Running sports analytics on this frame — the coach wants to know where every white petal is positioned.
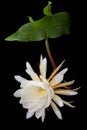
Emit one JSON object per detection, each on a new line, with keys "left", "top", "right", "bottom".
{"left": 20, "top": 81, "right": 30, "bottom": 88}
{"left": 41, "top": 110, "right": 45, "bottom": 122}
{"left": 58, "top": 68, "right": 68, "bottom": 75}
{"left": 21, "top": 100, "right": 38, "bottom": 109}
{"left": 40, "top": 55, "right": 47, "bottom": 78}
{"left": 20, "top": 80, "right": 46, "bottom": 89}
{"left": 50, "top": 75, "right": 63, "bottom": 86}
{"left": 26, "top": 62, "right": 40, "bottom": 80}
{"left": 13, "top": 89, "right": 22, "bottom": 97}
{"left": 50, "top": 68, "right": 68, "bottom": 86}
{"left": 44, "top": 87, "right": 54, "bottom": 108}
{"left": 35, "top": 107, "right": 45, "bottom": 119}
{"left": 40, "top": 55, "right": 43, "bottom": 66}
{"left": 29, "top": 97, "right": 45, "bottom": 113}
{"left": 14, "top": 75, "right": 28, "bottom": 83}
{"left": 52, "top": 95, "right": 64, "bottom": 107}
{"left": 51, "top": 101, "right": 62, "bottom": 120}
{"left": 55, "top": 89, "right": 78, "bottom": 95}
{"left": 26, "top": 110, "right": 34, "bottom": 119}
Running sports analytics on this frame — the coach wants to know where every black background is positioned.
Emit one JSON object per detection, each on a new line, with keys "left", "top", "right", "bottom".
{"left": 0, "top": 0, "right": 86, "bottom": 129}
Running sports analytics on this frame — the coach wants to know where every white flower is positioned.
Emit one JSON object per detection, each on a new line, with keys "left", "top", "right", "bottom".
{"left": 14, "top": 55, "right": 78, "bottom": 122}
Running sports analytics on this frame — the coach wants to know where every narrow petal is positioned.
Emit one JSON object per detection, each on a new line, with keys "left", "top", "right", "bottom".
{"left": 35, "top": 107, "right": 45, "bottom": 119}
{"left": 39, "top": 55, "right": 47, "bottom": 78}
{"left": 52, "top": 95, "right": 64, "bottom": 107}
{"left": 41, "top": 110, "right": 45, "bottom": 122}
{"left": 44, "top": 87, "right": 54, "bottom": 108}
{"left": 51, "top": 101, "right": 62, "bottom": 120}
{"left": 50, "top": 74, "right": 64, "bottom": 86}
{"left": 26, "top": 62, "right": 40, "bottom": 80}
{"left": 26, "top": 110, "right": 34, "bottom": 119}
{"left": 13, "top": 89, "right": 22, "bottom": 97}
{"left": 14, "top": 75, "right": 28, "bottom": 83}
{"left": 55, "top": 89, "right": 78, "bottom": 95}
{"left": 48, "top": 60, "right": 65, "bottom": 81}
{"left": 58, "top": 68, "right": 68, "bottom": 75}
{"left": 63, "top": 100, "right": 75, "bottom": 108}
{"left": 50, "top": 68, "right": 68, "bottom": 86}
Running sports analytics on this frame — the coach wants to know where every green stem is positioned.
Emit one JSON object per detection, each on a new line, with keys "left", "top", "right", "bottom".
{"left": 45, "top": 39, "right": 56, "bottom": 70}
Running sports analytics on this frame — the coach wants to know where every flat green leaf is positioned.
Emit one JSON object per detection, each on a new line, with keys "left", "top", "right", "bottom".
{"left": 5, "top": 2, "right": 70, "bottom": 42}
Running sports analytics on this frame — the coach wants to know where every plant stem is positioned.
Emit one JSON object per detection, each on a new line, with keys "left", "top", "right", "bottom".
{"left": 45, "top": 39, "right": 56, "bottom": 70}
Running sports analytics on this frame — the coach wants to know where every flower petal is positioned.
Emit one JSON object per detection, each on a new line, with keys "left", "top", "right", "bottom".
{"left": 29, "top": 97, "right": 45, "bottom": 113}
{"left": 58, "top": 68, "right": 68, "bottom": 75}
{"left": 41, "top": 110, "right": 45, "bottom": 122}
{"left": 26, "top": 110, "right": 34, "bottom": 119}
{"left": 13, "top": 89, "right": 22, "bottom": 97}
{"left": 35, "top": 107, "right": 45, "bottom": 119}
{"left": 52, "top": 95, "right": 64, "bottom": 107}
{"left": 21, "top": 100, "right": 38, "bottom": 109}
{"left": 26, "top": 62, "right": 40, "bottom": 80}
{"left": 14, "top": 75, "right": 28, "bottom": 83}
{"left": 50, "top": 68, "right": 68, "bottom": 86}
{"left": 39, "top": 55, "right": 47, "bottom": 78}
{"left": 20, "top": 80, "right": 47, "bottom": 89}
{"left": 51, "top": 101, "right": 62, "bottom": 120}
{"left": 44, "top": 87, "right": 54, "bottom": 108}
{"left": 55, "top": 89, "right": 78, "bottom": 95}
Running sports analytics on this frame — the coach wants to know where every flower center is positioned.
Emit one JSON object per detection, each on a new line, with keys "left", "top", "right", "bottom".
{"left": 36, "top": 88, "right": 47, "bottom": 96}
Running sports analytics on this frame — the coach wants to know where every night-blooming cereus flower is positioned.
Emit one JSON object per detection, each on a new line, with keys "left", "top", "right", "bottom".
{"left": 14, "top": 55, "right": 78, "bottom": 122}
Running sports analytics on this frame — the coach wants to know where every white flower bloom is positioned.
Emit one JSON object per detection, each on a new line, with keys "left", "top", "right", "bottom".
{"left": 14, "top": 55, "right": 78, "bottom": 122}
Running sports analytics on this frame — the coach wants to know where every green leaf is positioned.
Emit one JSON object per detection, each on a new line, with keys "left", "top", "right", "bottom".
{"left": 43, "top": 1, "right": 52, "bottom": 16}
{"left": 5, "top": 2, "right": 70, "bottom": 42}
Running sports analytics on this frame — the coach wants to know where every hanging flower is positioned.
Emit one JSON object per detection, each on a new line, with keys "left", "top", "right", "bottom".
{"left": 14, "top": 55, "right": 78, "bottom": 122}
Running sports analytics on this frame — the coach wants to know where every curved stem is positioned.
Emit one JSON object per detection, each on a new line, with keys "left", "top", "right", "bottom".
{"left": 45, "top": 39, "right": 56, "bottom": 70}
